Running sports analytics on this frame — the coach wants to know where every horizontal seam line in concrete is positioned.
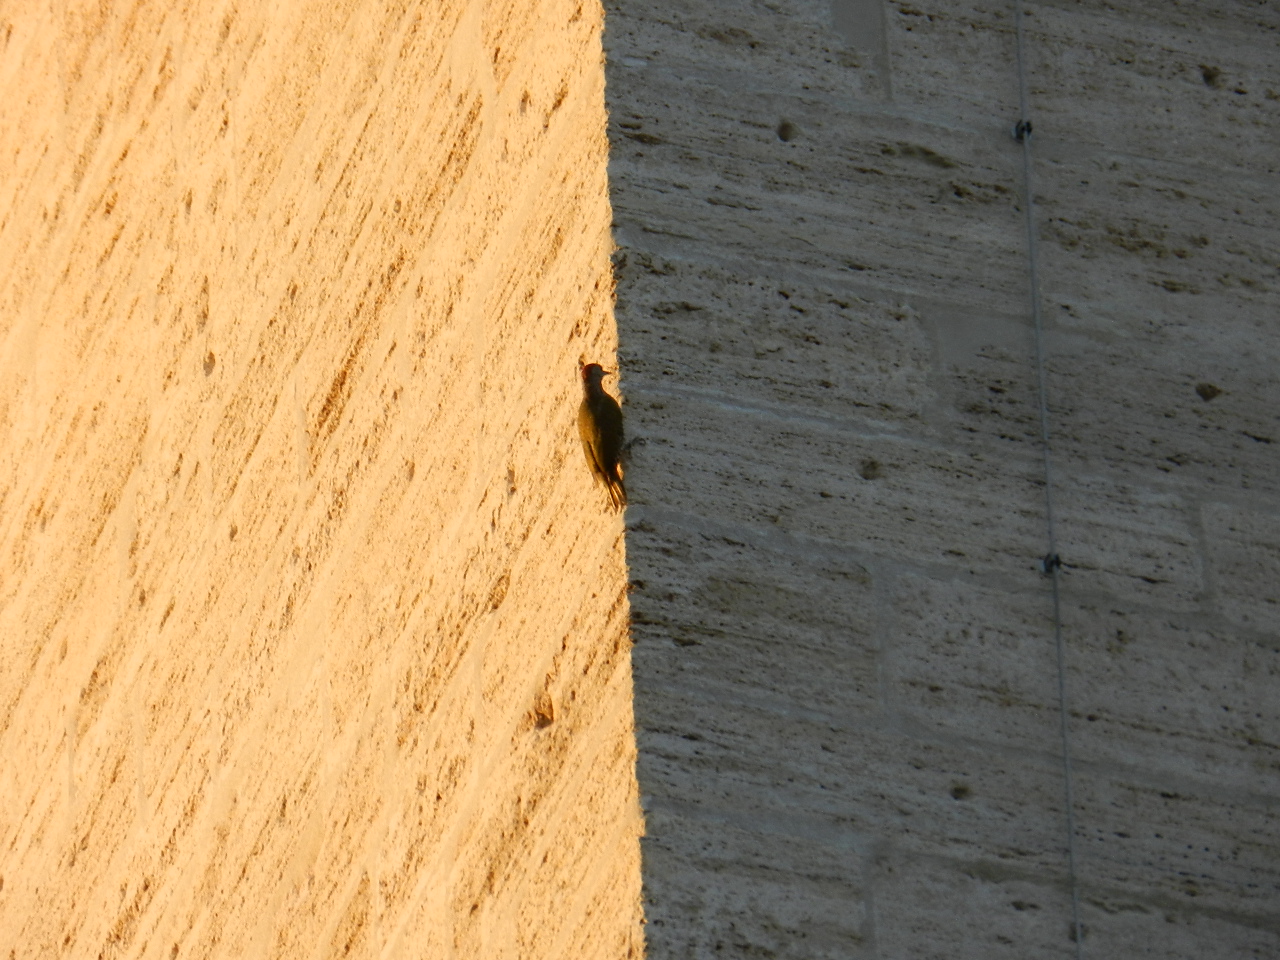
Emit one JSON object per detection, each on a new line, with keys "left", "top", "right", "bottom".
{"left": 626, "top": 505, "right": 1273, "bottom": 635}
{"left": 625, "top": 382, "right": 959, "bottom": 447}
{"left": 625, "top": 504, "right": 1044, "bottom": 582}
{"left": 609, "top": 224, "right": 1070, "bottom": 316}
{"left": 632, "top": 674, "right": 1280, "bottom": 812}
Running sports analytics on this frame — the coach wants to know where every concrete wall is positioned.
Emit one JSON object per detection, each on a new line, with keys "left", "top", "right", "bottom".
{"left": 604, "top": 0, "right": 1280, "bottom": 956}
{"left": 0, "top": 1, "right": 642, "bottom": 957}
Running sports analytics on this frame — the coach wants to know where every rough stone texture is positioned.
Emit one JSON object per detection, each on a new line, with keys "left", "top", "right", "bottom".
{"left": 603, "top": 0, "right": 1279, "bottom": 956}
{"left": 0, "top": 1, "right": 642, "bottom": 957}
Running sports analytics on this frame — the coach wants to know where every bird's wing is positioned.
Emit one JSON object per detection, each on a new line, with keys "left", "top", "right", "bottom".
{"left": 578, "top": 401, "right": 607, "bottom": 481}
{"left": 595, "top": 396, "right": 625, "bottom": 468}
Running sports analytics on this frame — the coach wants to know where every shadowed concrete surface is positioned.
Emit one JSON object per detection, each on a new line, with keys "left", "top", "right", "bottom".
{"left": 0, "top": 1, "right": 643, "bottom": 956}
{"left": 604, "top": 0, "right": 1279, "bottom": 956}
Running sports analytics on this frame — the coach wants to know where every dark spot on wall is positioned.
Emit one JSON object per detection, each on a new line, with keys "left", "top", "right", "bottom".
{"left": 1195, "top": 382, "right": 1222, "bottom": 401}
{"left": 488, "top": 572, "right": 510, "bottom": 611}
{"left": 653, "top": 301, "right": 703, "bottom": 314}
{"left": 534, "top": 692, "right": 555, "bottom": 728}
{"left": 197, "top": 275, "right": 209, "bottom": 328}
{"left": 1200, "top": 65, "right": 1223, "bottom": 88}
{"left": 886, "top": 142, "right": 958, "bottom": 168}
{"left": 697, "top": 26, "right": 760, "bottom": 48}
{"left": 777, "top": 120, "right": 798, "bottom": 142}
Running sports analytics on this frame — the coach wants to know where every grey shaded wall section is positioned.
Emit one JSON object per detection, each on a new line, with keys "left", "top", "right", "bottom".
{"left": 602, "top": 0, "right": 1280, "bottom": 957}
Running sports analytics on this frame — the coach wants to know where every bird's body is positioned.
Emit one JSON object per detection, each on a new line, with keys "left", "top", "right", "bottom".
{"left": 578, "top": 363, "right": 627, "bottom": 510}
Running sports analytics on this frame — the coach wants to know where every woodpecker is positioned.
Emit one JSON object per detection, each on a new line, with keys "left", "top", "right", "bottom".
{"left": 578, "top": 362, "right": 627, "bottom": 510}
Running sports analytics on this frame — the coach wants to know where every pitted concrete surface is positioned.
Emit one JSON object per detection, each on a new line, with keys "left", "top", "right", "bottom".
{"left": 604, "top": 0, "right": 1280, "bottom": 956}
{"left": 0, "top": 2, "right": 642, "bottom": 956}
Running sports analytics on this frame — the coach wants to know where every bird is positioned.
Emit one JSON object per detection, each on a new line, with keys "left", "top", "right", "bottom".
{"left": 578, "top": 362, "right": 627, "bottom": 510}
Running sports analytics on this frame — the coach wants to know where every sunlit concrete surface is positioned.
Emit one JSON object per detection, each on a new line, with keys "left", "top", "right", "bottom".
{"left": 0, "top": 2, "right": 642, "bottom": 956}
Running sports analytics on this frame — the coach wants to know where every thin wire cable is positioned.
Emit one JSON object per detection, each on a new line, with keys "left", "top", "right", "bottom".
{"left": 1013, "top": 2, "right": 1085, "bottom": 954}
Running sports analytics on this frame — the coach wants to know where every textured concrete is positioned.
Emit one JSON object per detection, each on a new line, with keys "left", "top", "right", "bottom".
{"left": 0, "top": 1, "right": 642, "bottom": 957}
{"left": 603, "top": 0, "right": 1280, "bottom": 956}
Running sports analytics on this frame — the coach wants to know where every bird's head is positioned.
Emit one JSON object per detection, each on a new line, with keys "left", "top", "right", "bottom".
{"left": 580, "top": 362, "right": 608, "bottom": 386}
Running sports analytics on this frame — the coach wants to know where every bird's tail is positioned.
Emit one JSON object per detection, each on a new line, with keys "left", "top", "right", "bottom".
{"left": 606, "top": 474, "right": 627, "bottom": 511}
